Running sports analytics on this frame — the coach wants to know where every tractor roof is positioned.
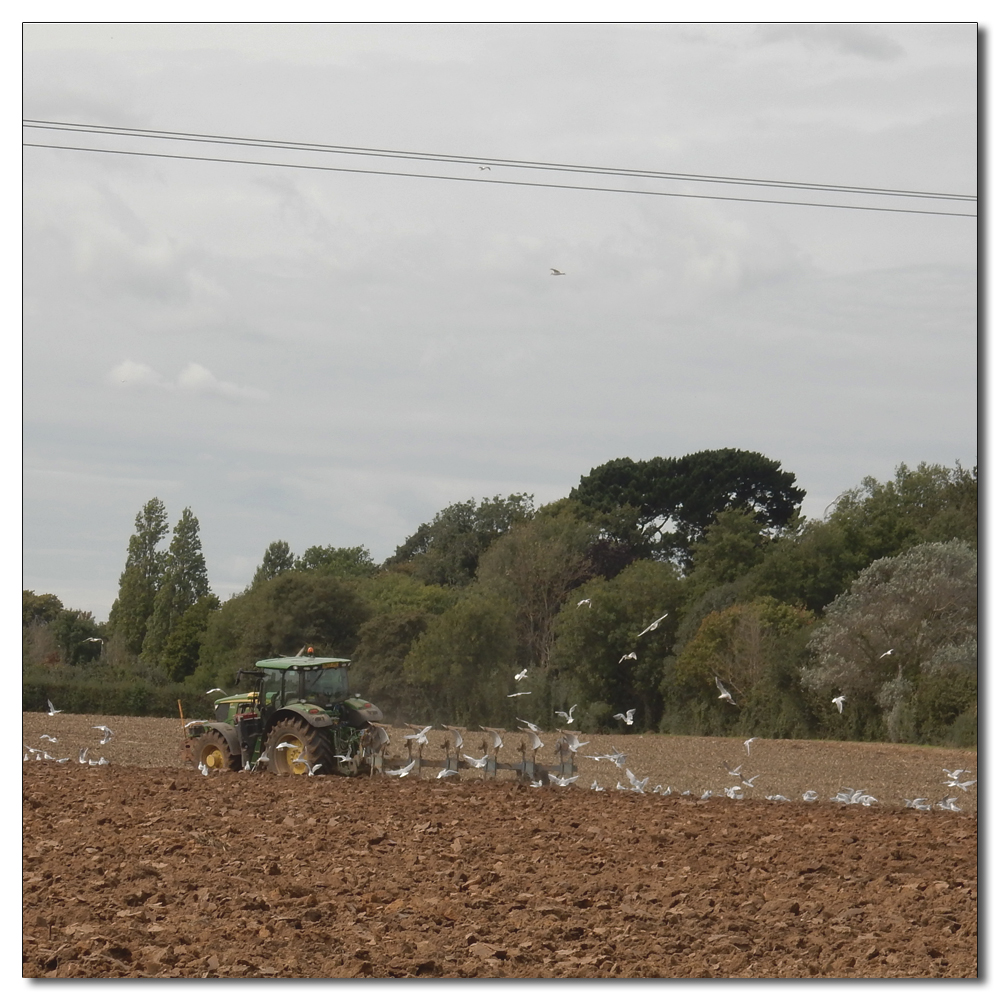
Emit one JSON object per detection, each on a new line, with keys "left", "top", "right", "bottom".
{"left": 254, "top": 656, "right": 351, "bottom": 670}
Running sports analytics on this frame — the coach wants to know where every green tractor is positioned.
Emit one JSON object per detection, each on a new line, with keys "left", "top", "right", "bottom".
{"left": 186, "top": 653, "right": 384, "bottom": 776}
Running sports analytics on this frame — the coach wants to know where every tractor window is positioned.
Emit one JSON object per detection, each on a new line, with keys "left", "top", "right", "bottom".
{"left": 302, "top": 666, "right": 350, "bottom": 704}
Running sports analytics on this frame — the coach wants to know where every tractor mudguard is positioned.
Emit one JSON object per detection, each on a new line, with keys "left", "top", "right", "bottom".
{"left": 342, "top": 697, "right": 384, "bottom": 727}
{"left": 278, "top": 704, "right": 335, "bottom": 728}
{"left": 205, "top": 723, "right": 241, "bottom": 758}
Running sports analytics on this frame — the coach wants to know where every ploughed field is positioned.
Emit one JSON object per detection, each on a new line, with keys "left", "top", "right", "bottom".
{"left": 23, "top": 713, "right": 977, "bottom": 979}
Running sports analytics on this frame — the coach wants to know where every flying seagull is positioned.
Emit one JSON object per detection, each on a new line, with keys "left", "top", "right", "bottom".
{"left": 463, "top": 753, "right": 489, "bottom": 769}
{"left": 550, "top": 268, "right": 566, "bottom": 276}
{"left": 46, "top": 699, "right": 62, "bottom": 717}
{"left": 722, "top": 761, "right": 743, "bottom": 777}
{"left": 942, "top": 768, "right": 970, "bottom": 782}
{"left": 39, "top": 735, "right": 57, "bottom": 743}
{"left": 637, "top": 612, "right": 669, "bottom": 638}
{"left": 403, "top": 725, "right": 433, "bottom": 745}
{"left": 554, "top": 705, "right": 577, "bottom": 725}
{"left": 437, "top": 768, "right": 459, "bottom": 779}
{"left": 507, "top": 691, "right": 532, "bottom": 698}
{"left": 743, "top": 737, "right": 758, "bottom": 755}
{"left": 550, "top": 774, "right": 579, "bottom": 787}
{"left": 715, "top": 677, "right": 736, "bottom": 706}
{"left": 560, "top": 732, "right": 590, "bottom": 753}
{"left": 619, "top": 652, "right": 637, "bottom": 664}
{"left": 577, "top": 598, "right": 592, "bottom": 607}
{"left": 878, "top": 649, "right": 895, "bottom": 659}
{"left": 78, "top": 748, "right": 89, "bottom": 764}
{"left": 93, "top": 726, "right": 114, "bottom": 745}
{"left": 478, "top": 165, "right": 491, "bottom": 171}
{"left": 517, "top": 718, "right": 542, "bottom": 734}
{"left": 612, "top": 709, "right": 636, "bottom": 726}
{"left": 206, "top": 688, "right": 226, "bottom": 696}
{"left": 937, "top": 796, "right": 962, "bottom": 812}
{"left": 514, "top": 668, "right": 528, "bottom": 681}
{"left": 385, "top": 759, "right": 417, "bottom": 777}
{"left": 832, "top": 695, "right": 846, "bottom": 714}
{"left": 741, "top": 774, "right": 760, "bottom": 788}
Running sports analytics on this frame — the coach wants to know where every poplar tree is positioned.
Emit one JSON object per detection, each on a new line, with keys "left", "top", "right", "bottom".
{"left": 107, "top": 498, "right": 170, "bottom": 655}
{"left": 142, "top": 507, "right": 212, "bottom": 667}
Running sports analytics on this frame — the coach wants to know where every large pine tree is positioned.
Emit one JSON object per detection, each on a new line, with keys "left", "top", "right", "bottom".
{"left": 142, "top": 507, "right": 212, "bottom": 667}
{"left": 107, "top": 498, "right": 170, "bottom": 655}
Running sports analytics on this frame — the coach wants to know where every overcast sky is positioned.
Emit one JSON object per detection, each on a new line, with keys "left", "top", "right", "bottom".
{"left": 22, "top": 21, "right": 977, "bottom": 622}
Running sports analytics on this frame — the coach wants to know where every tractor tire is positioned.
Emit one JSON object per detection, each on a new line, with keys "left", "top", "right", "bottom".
{"left": 265, "top": 717, "right": 333, "bottom": 777}
{"left": 191, "top": 731, "right": 240, "bottom": 772}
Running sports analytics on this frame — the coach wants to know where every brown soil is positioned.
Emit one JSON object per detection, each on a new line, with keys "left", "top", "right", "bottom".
{"left": 22, "top": 713, "right": 977, "bottom": 979}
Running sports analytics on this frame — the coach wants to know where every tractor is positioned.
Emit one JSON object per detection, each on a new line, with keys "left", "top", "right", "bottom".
{"left": 186, "top": 653, "right": 384, "bottom": 776}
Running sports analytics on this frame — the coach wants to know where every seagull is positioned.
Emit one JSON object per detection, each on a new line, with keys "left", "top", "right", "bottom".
{"left": 554, "top": 705, "right": 577, "bottom": 725}
{"left": 51, "top": 757, "right": 70, "bottom": 764}
{"left": 436, "top": 768, "right": 459, "bottom": 779}
{"left": 517, "top": 718, "right": 542, "bottom": 734}
{"left": 206, "top": 688, "right": 226, "bottom": 695}
{"left": 403, "top": 725, "right": 433, "bottom": 745}
{"left": 832, "top": 695, "right": 846, "bottom": 714}
{"left": 624, "top": 769, "right": 648, "bottom": 793}
{"left": 275, "top": 741, "right": 299, "bottom": 751}
{"left": 530, "top": 778, "right": 545, "bottom": 788}
{"left": 942, "top": 768, "right": 970, "bottom": 781}
{"left": 802, "top": 790, "right": 818, "bottom": 802}
{"left": 715, "top": 677, "right": 736, "bottom": 706}
{"left": 446, "top": 727, "right": 465, "bottom": 749}
{"left": 507, "top": 691, "right": 532, "bottom": 698}
{"left": 722, "top": 761, "right": 743, "bottom": 777}
{"left": 766, "top": 794, "right": 791, "bottom": 803}
{"left": 619, "top": 652, "right": 637, "bottom": 664}
{"left": 954, "top": 779, "right": 978, "bottom": 792}
{"left": 46, "top": 699, "right": 62, "bottom": 717}
{"left": 385, "top": 759, "right": 417, "bottom": 777}
{"left": 591, "top": 779, "right": 605, "bottom": 792}
{"left": 333, "top": 754, "right": 354, "bottom": 764}
{"left": 612, "top": 709, "right": 636, "bottom": 726}
{"left": 577, "top": 598, "right": 591, "bottom": 607}
{"left": 742, "top": 774, "right": 760, "bottom": 788}
{"left": 550, "top": 774, "right": 579, "bottom": 786}
{"left": 724, "top": 785, "right": 744, "bottom": 800}
{"left": 700, "top": 790, "right": 713, "bottom": 800}
{"left": 93, "top": 726, "right": 114, "bottom": 745}
{"left": 481, "top": 727, "right": 504, "bottom": 750}
{"left": 463, "top": 754, "right": 489, "bottom": 769}
{"left": 637, "top": 612, "right": 669, "bottom": 638}
{"left": 878, "top": 649, "right": 895, "bottom": 659}
{"left": 78, "top": 748, "right": 89, "bottom": 764}
{"left": 904, "top": 797, "right": 932, "bottom": 811}
{"left": 39, "top": 735, "right": 57, "bottom": 743}
{"left": 561, "top": 732, "right": 590, "bottom": 753}
{"left": 937, "top": 796, "right": 962, "bottom": 812}
{"left": 184, "top": 720, "right": 210, "bottom": 729}
{"left": 303, "top": 762, "right": 323, "bottom": 776}
{"left": 550, "top": 268, "right": 566, "bottom": 276}
{"left": 478, "top": 165, "right": 491, "bottom": 171}
{"left": 198, "top": 762, "right": 210, "bottom": 776}
{"left": 514, "top": 668, "right": 529, "bottom": 681}
{"left": 606, "top": 747, "right": 628, "bottom": 769}
{"left": 743, "top": 737, "right": 758, "bottom": 755}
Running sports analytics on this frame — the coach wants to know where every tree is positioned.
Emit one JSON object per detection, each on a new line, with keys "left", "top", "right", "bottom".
{"left": 23, "top": 591, "right": 64, "bottom": 627}
{"left": 107, "top": 498, "right": 170, "bottom": 654}
{"left": 160, "top": 594, "right": 221, "bottom": 682}
{"left": 142, "top": 507, "right": 211, "bottom": 667}
{"left": 684, "top": 509, "right": 773, "bottom": 602}
{"left": 294, "top": 544, "right": 377, "bottom": 578}
{"left": 803, "top": 541, "right": 977, "bottom": 743}
{"left": 50, "top": 609, "right": 104, "bottom": 665}
{"left": 385, "top": 493, "right": 535, "bottom": 586}
{"left": 251, "top": 540, "right": 295, "bottom": 587}
{"left": 571, "top": 449, "right": 804, "bottom": 564}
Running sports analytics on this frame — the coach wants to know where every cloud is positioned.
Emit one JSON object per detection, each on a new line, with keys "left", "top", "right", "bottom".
{"left": 108, "top": 361, "right": 267, "bottom": 401}
{"left": 756, "top": 24, "right": 905, "bottom": 61}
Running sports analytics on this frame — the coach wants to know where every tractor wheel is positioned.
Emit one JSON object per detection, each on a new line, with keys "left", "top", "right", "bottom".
{"left": 191, "top": 731, "right": 240, "bottom": 772}
{"left": 265, "top": 717, "right": 333, "bottom": 777}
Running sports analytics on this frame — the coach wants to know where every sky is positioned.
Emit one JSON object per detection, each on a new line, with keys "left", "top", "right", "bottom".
{"left": 21, "top": 20, "right": 978, "bottom": 623}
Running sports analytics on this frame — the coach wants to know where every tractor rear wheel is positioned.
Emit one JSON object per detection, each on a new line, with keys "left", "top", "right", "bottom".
{"left": 192, "top": 731, "right": 240, "bottom": 772}
{"left": 265, "top": 717, "right": 333, "bottom": 777}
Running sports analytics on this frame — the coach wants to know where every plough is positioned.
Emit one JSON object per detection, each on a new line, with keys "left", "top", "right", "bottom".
{"left": 361, "top": 724, "right": 581, "bottom": 786}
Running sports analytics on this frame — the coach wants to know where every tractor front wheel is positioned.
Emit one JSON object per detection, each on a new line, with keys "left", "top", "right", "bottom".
{"left": 265, "top": 717, "right": 333, "bottom": 777}
{"left": 192, "top": 731, "right": 240, "bottom": 772}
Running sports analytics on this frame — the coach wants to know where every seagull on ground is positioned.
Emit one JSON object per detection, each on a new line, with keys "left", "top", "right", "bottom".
{"left": 700, "top": 790, "right": 714, "bottom": 800}
{"left": 385, "top": 759, "right": 417, "bottom": 777}
{"left": 507, "top": 691, "right": 532, "bottom": 698}
{"left": 517, "top": 718, "right": 542, "bottom": 733}
{"left": 612, "top": 709, "right": 636, "bottom": 726}
{"left": 715, "top": 677, "right": 736, "bottom": 706}
{"left": 637, "top": 612, "right": 669, "bottom": 638}
{"left": 802, "top": 790, "right": 818, "bottom": 802}
{"left": 206, "top": 688, "right": 226, "bottom": 696}
{"left": 766, "top": 794, "right": 791, "bottom": 802}
{"left": 39, "top": 735, "right": 58, "bottom": 743}
{"left": 878, "top": 649, "right": 895, "bottom": 659}
{"left": 198, "top": 762, "right": 210, "bottom": 776}
{"left": 832, "top": 695, "right": 846, "bottom": 714}
{"left": 577, "top": 598, "right": 591, "bottom": 607}
{"left": 93, "top": 726, "right": 114, "bottom": 745}
{"left": 554, "top": 705, "right": 577, "bottom": 725}
{"left": 437, "top": 768, "right": 459, "bottom": 779}
{"left": 550, "top": 268, "right": 566, "bottom": 276}
{"left": 78, "top": 748, "right": 89, "bottom": 764}
{"left": 51, "top": 756, "right": 70, "bottom": 764}
{"left": 46, "top": 699, "right": 62, "bottom": 717}
{"left": 463, "top": 753, "right": 489, "bottom": 769}
{"left": 724, "top": 785, "right": 744, "bottom": 800}
{"left": 904, "top": 797, "right": 932, "bottom": 811}
{"left": 514, "top": 668, "right": 529, "bottom": 681}
{"left": 619, "top": 652, "right": 637, "bottom": 664}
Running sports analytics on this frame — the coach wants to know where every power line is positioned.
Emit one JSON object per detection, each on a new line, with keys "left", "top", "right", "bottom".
{"left": 23, "top": 141, "right": 977, "bottom": 219}
{"left": 24, "top": 118, "right": 976, "bottom": 203}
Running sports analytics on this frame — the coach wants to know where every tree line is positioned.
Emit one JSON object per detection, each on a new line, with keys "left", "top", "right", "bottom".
{"left": 23, "top": 448, "right": 977, "bottom": 746}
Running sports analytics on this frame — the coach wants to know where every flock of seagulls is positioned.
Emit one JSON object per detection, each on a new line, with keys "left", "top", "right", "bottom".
{"left": 23, "top": 702, "right": 113, "bottom": 766}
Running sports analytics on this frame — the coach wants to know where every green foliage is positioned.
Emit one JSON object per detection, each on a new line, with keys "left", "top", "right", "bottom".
{"left": 142, "top": 507, "right": 212, "bottom": 668}
{"left": 294, "top": 544, "right": 377, "bottom": 578}
{"left": 804, "top": 540, "right": 977, "bottom": 743}
{"left": 549, "top": 559, "right": 686, "bottom": 728}
{"left": 50, "top": 609, "right": 104, "bottom": 666}
{"left": 23, "top": 590, "right": 64, "bottom": 626}
{"left": 684, "top": 510, "right": 773, "bottom": 603}
{"left": 160, "top": 594, "right": 221, "bottom": 682}
{"left": 571, "top": 449, "right": 804, "bottom": 564}
{"left": 385, "top": 493, "right": 535, "bottom": 586}
{"left": 251, "top": 540, "right": 295, "bottom": 587}
{"left": 107, "top": 497, "right": 170, "bottom": 654}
